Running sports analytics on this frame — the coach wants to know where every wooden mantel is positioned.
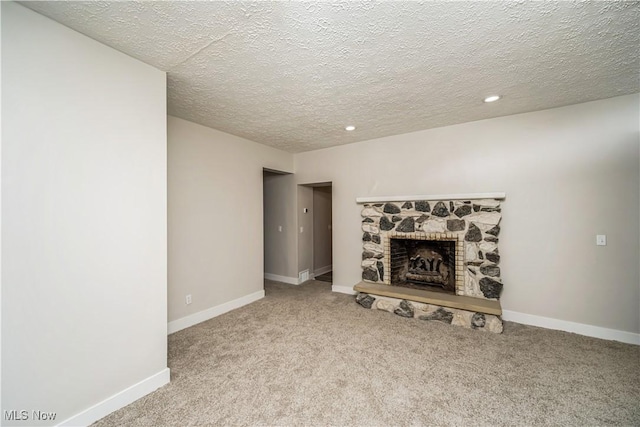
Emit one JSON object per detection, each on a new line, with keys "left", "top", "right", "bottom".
{"left": 355, "top": 192, "right": 506, "bottom": 204}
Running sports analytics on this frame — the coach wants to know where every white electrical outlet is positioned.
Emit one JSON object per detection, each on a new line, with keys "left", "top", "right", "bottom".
{"left": 185, "top": 294, "right": 192, "bottom": 305}
{"left": 300, "top": 226, "right": 304, "bottom": 233}
{"left": 596, "top": 235, "right": 607, "bottom": 246}
{"left": 278, "top": 225, "right": 283, "bottom": 232}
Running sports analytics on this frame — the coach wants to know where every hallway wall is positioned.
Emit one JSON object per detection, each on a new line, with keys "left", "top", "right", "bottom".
{"left": 313, "top": 186, "right": 333, "bottom": 275}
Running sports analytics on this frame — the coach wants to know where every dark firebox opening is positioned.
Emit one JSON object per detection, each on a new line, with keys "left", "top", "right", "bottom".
{"left": 390, "top": 238, "right": 456, "bottom": 294}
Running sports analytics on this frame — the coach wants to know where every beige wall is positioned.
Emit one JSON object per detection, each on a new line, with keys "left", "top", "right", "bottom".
{"left": 168, "top": 116, "right": 293, "bottom": 322}
{"left": 313, "top": 186, "right": 333, "bottom": 274}
{"left": 263, "top": 172, "right": 298, "bottom": 278}
{"left": 295, "top": 94, "right": 640, "bottom": 334}
{"left": 2, "top": 3, "right": 168, "bottom": 424}
{"left": 297, "top": 185, "right": 314, "bottom": 277}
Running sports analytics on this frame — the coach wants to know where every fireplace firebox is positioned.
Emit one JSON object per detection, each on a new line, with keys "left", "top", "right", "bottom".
{"left": 390, "top": 238, "right": 456, "bottom": 293}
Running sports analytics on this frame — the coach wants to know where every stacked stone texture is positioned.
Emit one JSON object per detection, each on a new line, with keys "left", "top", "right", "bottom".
{"left": 361, "top": 199, "right": 503, "bottom": 300}
{"left": 359, "top": 198, "right": 504, "bottom": 333}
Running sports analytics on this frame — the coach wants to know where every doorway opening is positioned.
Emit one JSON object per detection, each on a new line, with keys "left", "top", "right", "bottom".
{"left": 297, "top": 182, "right": 333, "bottom": 284}
{"left": 263, "top": 173, "right": 333, "bottom": 286}
{"left": 312, "top": 184, "right": 333, "bottom": 283}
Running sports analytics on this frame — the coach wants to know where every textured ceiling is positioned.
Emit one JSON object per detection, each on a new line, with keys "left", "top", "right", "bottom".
{"left": 21, "top": 1, "right": 640, "bottom": 153}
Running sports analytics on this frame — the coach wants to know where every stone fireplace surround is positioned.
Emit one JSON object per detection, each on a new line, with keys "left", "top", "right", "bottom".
{"left": 354, "top": 193, "right": 505, "bottom": 333}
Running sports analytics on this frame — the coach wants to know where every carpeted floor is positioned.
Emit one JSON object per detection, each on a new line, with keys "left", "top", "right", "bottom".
{"left": 93, "top": 280, "right": 640, "bottom": 426}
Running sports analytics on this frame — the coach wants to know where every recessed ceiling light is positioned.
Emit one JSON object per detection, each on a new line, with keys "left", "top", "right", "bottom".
{"left": 345, "top": 125, "right": 356, "bottom": 131}
{"left": 483, "top": 95, "right": 501, "bottom": 103}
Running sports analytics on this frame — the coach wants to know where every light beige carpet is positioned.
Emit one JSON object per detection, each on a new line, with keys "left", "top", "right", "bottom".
{"left": 94, "top": 280, "right": 639, "bottom": 426}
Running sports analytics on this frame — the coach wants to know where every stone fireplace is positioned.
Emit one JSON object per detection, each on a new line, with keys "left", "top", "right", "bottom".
{"left": 355, "top": 194, "right": 505, "bottom": 333}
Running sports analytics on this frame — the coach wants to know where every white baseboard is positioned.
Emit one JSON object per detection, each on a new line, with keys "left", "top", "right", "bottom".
{"left": 502, "top": 310, "right": 640, "bottom": 345}
{"left": 332, "top": 285, "right": 357, "bottom": 295}
{"left": 57, "top": 368, "right": 170, "bottom": 427}
{"left": 168, "top": 290, "right": 265, "bottom": 334}
{"left": 314, "top": 265, "right": 332, "bottom": 276}
{"left": 264, "top": 273, "right": 301, "bottom": 285}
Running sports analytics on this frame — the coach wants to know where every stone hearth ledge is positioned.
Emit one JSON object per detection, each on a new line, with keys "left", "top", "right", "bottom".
{"left": 354, "top": 282, "right": 501, "bottom": 315}
{"left": 354, "top": 282, "right": 503, "bottom": 333}
{"left": 356, "top": 192, "right": 506, "bottom": 204}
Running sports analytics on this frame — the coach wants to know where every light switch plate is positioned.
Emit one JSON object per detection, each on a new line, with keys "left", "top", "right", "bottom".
{"left": 596, "top": 235, "right": 606, "bottom": 246}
